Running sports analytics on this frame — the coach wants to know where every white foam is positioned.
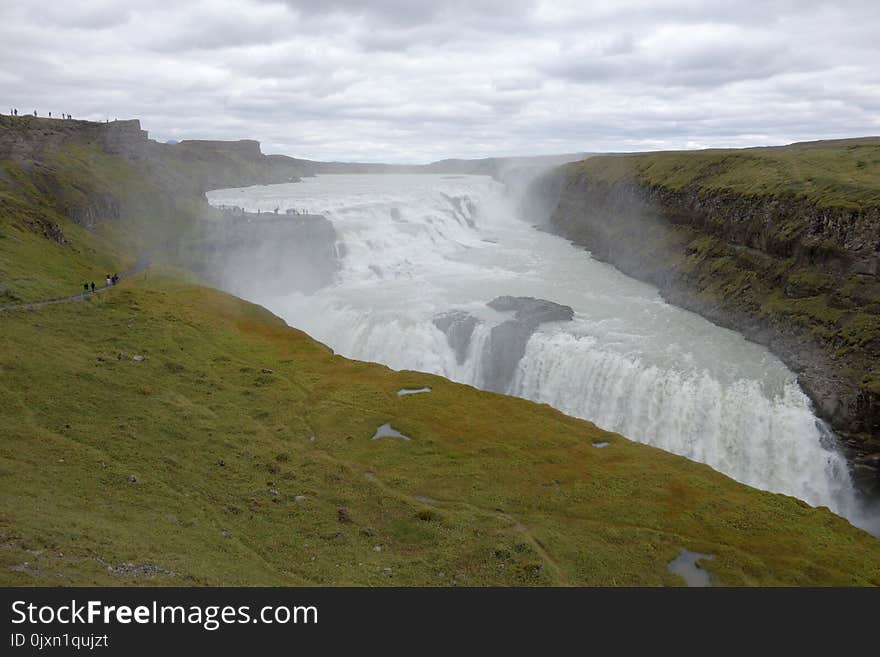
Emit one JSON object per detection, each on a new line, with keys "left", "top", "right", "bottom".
{"left": 208, "top": 174, "right": 873, "bottom": 532}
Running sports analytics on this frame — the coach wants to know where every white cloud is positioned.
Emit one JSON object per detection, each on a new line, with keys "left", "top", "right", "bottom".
{"left": 1, "top": 0, "right": 878, "bottom": 162}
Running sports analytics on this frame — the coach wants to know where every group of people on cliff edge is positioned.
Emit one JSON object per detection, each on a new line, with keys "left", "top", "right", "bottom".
{"left": 81, "top": 274, "right": 119, "bottom": 297}
{"left": 8, "top": 108, "right": 73, "bottom": 119}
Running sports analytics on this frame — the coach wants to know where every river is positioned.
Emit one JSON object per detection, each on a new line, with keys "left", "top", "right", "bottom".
{"left": 208, "top": 173, "right": 875, "bottom": 532}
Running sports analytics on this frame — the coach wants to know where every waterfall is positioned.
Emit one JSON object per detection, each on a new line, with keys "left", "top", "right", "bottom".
{"left": 513, "top": 331, "right": 855, "bottom": 514}
{"left": 207, "top": 174, "right": 873, "bottom": 532}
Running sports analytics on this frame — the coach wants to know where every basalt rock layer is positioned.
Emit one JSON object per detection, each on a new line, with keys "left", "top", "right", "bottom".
{"left": 531, "top": 139, "right": 880, "bottom": 495}
{"left": 0, "top": 115, "right": 338, "bottom": 299}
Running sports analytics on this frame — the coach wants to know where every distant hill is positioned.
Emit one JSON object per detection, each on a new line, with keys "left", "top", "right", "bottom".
{"left": 254, "top": 151, "right": 592, "bottom": 180}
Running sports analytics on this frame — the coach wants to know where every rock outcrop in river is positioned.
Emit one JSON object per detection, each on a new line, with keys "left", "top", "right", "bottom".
{"left": 483, "top": 296, "right": 575, "bottom": 393}
{"left": 434, "top": 296, "right": 575, "bottom": 394}
{"left": 433, "top": 310, "right": 481, "bottom": 365}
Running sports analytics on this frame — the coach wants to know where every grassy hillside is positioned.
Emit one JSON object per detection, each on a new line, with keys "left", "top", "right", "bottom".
{"left": 0, "top": 139, "right": 181, "bottom": 304}
{"left": 574, "top": 137, "right": 880, "bottom": 209}
{"left": 3, "top": 119, "right": 880, "bottom": 586}
{"left": 0, "top": 155, "right": 127, "bottom": 304}
{"left": 0, "top": 117, "right": 278, "bottom": 306}
{"left": 2, "top": 274, "right": 880, "bottom": 586}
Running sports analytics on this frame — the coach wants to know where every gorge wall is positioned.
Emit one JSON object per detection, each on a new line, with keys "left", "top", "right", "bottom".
{"left": 0, "top": 115, "right": 338, "bottom": 300}
{"left": 531, "top": 140, "right": 880, "bottom": 495}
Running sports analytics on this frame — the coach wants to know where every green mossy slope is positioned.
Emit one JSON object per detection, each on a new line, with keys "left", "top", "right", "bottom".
{"left": 2, "top": 275, "right": 880, "bottom": 586}
{"left": 3, "top": 119, "right": 880, "bottom": 586}
{"left": 0, "top": 157, "right": 128, "bottom": 304}
{"left": 574, "top": 137, "right": 880, "bottom": 209}
{"left": 0, "top": 116, "right": 274, "bottom": 305}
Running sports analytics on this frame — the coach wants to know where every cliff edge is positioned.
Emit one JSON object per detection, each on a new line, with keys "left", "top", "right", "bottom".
{"left": 0, "top": 115, "right": 335, "bottom": 303}
{"left": 533, "top": 138, "right": 880, "bottom": 494}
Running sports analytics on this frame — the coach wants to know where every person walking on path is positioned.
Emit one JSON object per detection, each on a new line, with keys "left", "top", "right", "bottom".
{"left": 90, "top": 282, "right": 96, "bottom": 293}
{"left": 83, "top": 283, "right": 89, "bottom": 298}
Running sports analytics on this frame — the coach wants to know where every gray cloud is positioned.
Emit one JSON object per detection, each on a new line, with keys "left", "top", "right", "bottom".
{"left": 34, "top": 1, "right": 133, "bottom": 30}
{"left": 2, "top": 1, "right": 878, "bottom": 162}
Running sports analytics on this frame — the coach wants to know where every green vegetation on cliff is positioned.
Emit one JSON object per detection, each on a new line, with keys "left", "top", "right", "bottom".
{"left": 0, "top": 127, "right": 178, "bottom": 303}
{"left": 0, "top": 116, "right": 301, "bottom": 305}
{"left": 0, "top": 150, "right": 131, "bottom": 303}
{"left": 548, "top": 137, "right": 880, "bottom": 474}
{"left": 574, "top": 137, "right": 880, "bottom": 209}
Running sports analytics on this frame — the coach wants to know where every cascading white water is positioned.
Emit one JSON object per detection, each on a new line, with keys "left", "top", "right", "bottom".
{"left": 207, "top": 174, "right": 873, "bottom": 532}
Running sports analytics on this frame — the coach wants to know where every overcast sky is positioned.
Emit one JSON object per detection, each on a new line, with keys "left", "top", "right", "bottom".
{"left": 2, "top": 1, "right": 878, "bottom": 162}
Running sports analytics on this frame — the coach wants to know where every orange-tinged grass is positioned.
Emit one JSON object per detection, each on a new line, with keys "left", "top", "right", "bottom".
{"left": 2, "top": 272, "right": 880, "bottom": 586}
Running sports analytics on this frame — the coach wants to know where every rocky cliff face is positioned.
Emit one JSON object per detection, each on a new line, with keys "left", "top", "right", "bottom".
{"left": 433, "top": 296, "right": 574, "bottom": 394}
{"left": 0, "top": 115, "right": 338, "bottom": 300}
{"left": 179, "top": 211, "right": 339, "bottom": 297}
{"left": 0, "top": 116, "right": 148, "bottom": 163}
{"left": 532, "top": 161, "right": 880, "bottom": 495}
{"left": 482, "top": 296, "right": 574, "bottom": 393}
{"left": 161, "top": 139, "right": 305, "bottom": 191}
{"left": 0, "top": 116, "right": 303, "bottom": 208}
